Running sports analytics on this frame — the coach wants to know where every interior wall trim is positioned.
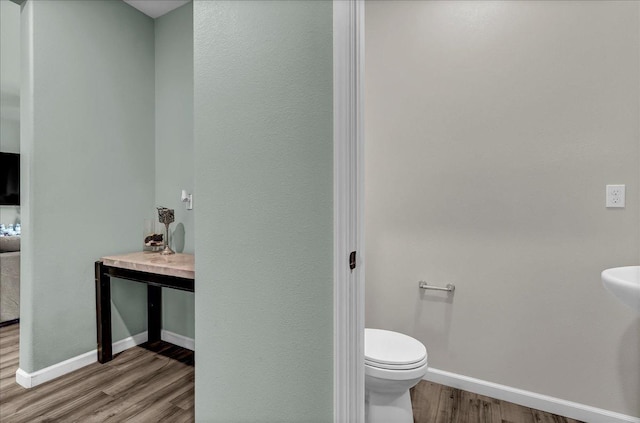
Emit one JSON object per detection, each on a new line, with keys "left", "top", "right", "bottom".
{"left": 161, "top": 329, "right": 194, "bottom": 351}
{"left": 15, "top": 331, "right": 148, "bottom": 389}
{"left": 333, "top": 0, "right": 365, "bottom": 422}
{"left": 15, "top": 330, "right": 195, "bottom": 389}
{"left": 424, "top": 368, "right": 640, "bottom": 423}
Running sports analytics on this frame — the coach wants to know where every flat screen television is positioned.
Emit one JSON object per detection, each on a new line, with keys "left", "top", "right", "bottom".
{"left": 0, "top": 152, "right": 20, "bottom": 206}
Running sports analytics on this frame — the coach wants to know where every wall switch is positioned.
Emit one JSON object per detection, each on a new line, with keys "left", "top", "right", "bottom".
{"left": 606, "top": 185, "right": 625, "bottom": 208}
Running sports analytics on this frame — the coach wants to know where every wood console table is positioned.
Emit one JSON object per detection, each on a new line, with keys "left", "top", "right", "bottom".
{"left": 95, "top": 252, "right": 194, "bottom": 363}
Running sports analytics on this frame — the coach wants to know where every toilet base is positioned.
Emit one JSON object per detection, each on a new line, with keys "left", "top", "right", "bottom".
{"left": 365, "top": 388, "right": 414, "bottom": 423}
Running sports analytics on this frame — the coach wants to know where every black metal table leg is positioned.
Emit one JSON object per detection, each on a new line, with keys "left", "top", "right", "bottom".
{"left": 95, "top": 261, "right": 112, "bottom": 363}
{"left": 148, "top": 285, "right": 162, "bottom": 343}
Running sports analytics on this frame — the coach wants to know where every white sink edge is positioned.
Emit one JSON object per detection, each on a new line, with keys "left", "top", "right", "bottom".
{"left": 601, "top": 266, "right": 640, "bottom": 312}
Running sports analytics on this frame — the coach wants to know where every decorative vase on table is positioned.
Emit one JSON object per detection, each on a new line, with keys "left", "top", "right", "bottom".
{"left": 157, "top": 207, "right": 175, "bottom": 255}
{"left": 143, "top": 218, "right": 163, "bottom": 252}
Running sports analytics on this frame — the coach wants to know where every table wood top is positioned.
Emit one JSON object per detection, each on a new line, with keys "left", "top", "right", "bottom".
{"left": 101, "top": 251, "right": 194, "bottom": 280}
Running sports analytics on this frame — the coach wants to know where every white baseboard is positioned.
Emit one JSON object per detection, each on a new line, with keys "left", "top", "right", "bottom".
{"left": 15, "top": 331, "right": 148, "bottom": 389}
{"left": 16, "top": 349, "right": 96, "bottom": 389}
{"left": 424, "top": 368, "right": 640, "bottom": 423}
{"left": 15, "top": 330, "right": 195, "bottom": 389}
{"left": 115, "top": 331, "right": 149, "bottom": 354}
{"left": 161, "top": 329, "right": 194, "bottom": 351}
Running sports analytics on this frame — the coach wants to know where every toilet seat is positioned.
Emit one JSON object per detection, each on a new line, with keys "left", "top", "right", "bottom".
{"left": 365, "top": 328, "right": 427, "bottom": 368}
{"left": 365, "top": 355, "right": 427, "bottom": 371}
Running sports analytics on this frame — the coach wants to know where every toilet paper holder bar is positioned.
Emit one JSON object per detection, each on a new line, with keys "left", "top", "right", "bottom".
{"left": 418, "top": 281, "right": 455, "bottom": 293}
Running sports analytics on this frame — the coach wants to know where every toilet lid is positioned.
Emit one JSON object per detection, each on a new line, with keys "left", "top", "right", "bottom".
{"left": 365, "top": 328, "right": 427, "bottom": 367}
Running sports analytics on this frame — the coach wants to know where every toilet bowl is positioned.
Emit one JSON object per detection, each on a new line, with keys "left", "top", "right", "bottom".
{"left": 365, "top": 328, "right": 428, "bottom": 423}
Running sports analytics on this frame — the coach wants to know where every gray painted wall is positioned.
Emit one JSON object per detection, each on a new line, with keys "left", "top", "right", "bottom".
{"left": 194, "top": 1, "right": 333, "bottom": 420}
{"left": 1, "top": 0, "right": 21, "bottom": 226}
{"left": 154, "top": 2, "right": 194, "bottom": 339}
{"left": 20, "top": 0, "right": 154, "bottom": 372}
{"left": 365, "top": 0, "right": 640, "bottom": 416}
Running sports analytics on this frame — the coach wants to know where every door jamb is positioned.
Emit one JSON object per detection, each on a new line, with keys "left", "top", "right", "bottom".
{"left": 333, "top": 1, "right": 365, "bottom": 422}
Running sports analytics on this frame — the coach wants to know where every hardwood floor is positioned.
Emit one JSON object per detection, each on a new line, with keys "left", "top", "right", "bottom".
{"left": 1, "top": 324, "right": 582, "bottom": 422}
{"left": 410, "top": 380, "right": 584, "bottom": 423}
{"left": 0, "top": 324, "right": 194, "bottom": 422}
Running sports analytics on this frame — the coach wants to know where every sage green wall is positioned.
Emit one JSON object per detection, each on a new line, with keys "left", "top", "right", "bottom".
{"left": 194, "top": 1, "right": 333, "bottom": 420}
{"left": 1, "top": 0, "right": 20, "bottom": 127}
{"left": 0, "top": 0, "right": 21, "bottom": 226}
{"left": 154, "top": 2, "right": 194, "bottom": 339}
{"left": 20, "top": 0, "right": 154, "bottom": 372}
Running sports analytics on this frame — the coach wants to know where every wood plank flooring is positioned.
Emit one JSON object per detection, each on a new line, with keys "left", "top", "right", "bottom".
{"left": 410, "top": 380, "right": 584, "bottom": 423}
{"left": 1, "top": 324, "right": 583, "bottom": 422}
{"left": 0, "top": 324, "right": 194, "bottom": 422}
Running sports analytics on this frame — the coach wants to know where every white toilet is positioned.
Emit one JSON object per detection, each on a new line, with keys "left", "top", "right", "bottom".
{"left": 365, "top": 328, "right": 428, "bottom": 423}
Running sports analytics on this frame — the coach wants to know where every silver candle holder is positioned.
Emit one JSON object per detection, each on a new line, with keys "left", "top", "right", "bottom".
{"left": 157, "top": 207, "right": 175, "bottom": 255}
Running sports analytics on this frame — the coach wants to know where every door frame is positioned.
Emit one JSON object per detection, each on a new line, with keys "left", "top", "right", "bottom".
{"left": 333, "top": 1, "right": 365, "bottom": 422}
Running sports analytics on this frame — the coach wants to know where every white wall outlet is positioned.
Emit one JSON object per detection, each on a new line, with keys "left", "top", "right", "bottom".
{"left": 606, "top": 184, "right": 625, "bottom": 208}
{"left": 181, "top": 189, "right": 193, "bottom": 210}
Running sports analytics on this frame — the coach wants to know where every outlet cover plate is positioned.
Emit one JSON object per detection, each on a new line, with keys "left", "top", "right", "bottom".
{"left": 606, "top": 184, "right": 625, "bottom": 208}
